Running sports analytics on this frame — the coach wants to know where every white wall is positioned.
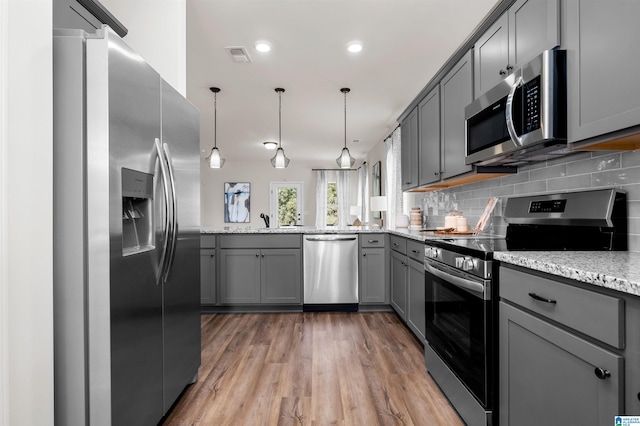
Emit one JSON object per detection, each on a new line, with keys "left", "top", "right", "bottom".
{"left": 100, "top": 0, "right": 187, "bottom": 95}
{"left": 363, "top": 139, "right": 387, "bottom": 226}
{"left": 1, "top": 1, "right": 54, "bottom": 424}
{"left": 202, "top": 159, "right": 316, "bottom": 228}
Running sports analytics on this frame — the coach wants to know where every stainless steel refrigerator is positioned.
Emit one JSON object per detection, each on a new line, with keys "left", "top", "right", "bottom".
{"left": 53, "top": 26, "right": 201, "bottom": 426}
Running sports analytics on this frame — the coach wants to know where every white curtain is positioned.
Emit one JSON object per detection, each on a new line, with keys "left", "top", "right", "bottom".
{"left": 385, "top": 127, "right": 402, "bottom": 228}
{"left": 315, "top": 170, "right": 327, "bottom": 229}
{"left": 356, "top": 163, "right": 369, "bottom": 224}
{"left": 336, "top": 170, "right": 350, "bottom": 228}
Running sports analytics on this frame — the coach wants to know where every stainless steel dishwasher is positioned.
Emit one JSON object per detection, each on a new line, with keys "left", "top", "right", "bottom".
{"left": 303, "top": 234, "right": 358, "bottom": 311}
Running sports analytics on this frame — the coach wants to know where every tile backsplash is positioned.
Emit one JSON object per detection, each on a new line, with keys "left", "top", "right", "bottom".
{"left": 411, "top": 150, "right": 640, "bottom": 252}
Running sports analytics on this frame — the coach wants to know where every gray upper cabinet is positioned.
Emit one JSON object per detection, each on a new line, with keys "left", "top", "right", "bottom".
{"left": 440, "top": 50, "right": 473, "bottom": 180}
{"left": 401, "top": 107, "right": 419, "bottom": 190}
{"left": 564, "top": 0, "right": 640, "bottom": 145}
{"left": 474, "top": 13, "right": 509, "bottom": 98}
{"left": 474, "top": 0, "right": 559, "bottom": 98}
{"left": 418, "top": 86, "right": 441, "bottom": 186}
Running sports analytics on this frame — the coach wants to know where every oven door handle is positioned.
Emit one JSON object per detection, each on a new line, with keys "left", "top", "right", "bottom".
{"left": 425, "top": 262, "right": 486, "bottom": 298}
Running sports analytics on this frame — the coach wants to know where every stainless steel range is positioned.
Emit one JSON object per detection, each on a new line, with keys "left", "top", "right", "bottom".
{"left": 424, "top": 188, "right": 627, "bottom": 426}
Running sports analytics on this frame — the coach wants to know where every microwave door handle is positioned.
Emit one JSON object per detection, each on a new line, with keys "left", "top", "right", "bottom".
{"left": 154, "top": 138, "right": 171, "bottom": 285}
{"left": 506, "top": 75, "right": 524, "bottom": 147}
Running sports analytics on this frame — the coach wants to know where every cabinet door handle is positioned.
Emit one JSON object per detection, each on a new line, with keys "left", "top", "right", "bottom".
{"left": 528, "top": 292, "right": 557, "bottom": 304}
{"left": 499, "top": 69, "right": 507, "bottom": 76}
{"left": 210, "top": 254, "right": 215, "bottom": 258}
{"left": 363, "top": 253, "right": 367, "bottom": 257}
{"left": 393, "top": 243, "right": 399, "bottom": 247}
{"left": 405, "top": 181, "right": 411, "bottom": 185}
{"left": 506, "top": 64, "right": 513, "bottom": 72}
{"left": 412, "top": 249, "right": 420, "bottom": 254}
{"left": 261, "top": 252, "right": 265, "bottom": 257}
{"left": 256, "top": 252, "right": 260, "bottom": 257}
{"left": 594, "top": 367, "right": 611, "bottom": 380}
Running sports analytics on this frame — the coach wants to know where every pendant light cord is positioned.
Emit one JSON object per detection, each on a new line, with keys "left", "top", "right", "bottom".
{"left": 344, "top": 89, "right": 347, "bottom": 149}
{"left": 214, "top": 91, "right": 217, "bottom": 148}
{"left": 279, "top": 90, "right": 282, "bottom": 148}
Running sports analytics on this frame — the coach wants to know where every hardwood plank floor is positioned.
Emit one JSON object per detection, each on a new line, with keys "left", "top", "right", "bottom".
{"left": 163, "top": 312, "right": 463, "bottom": 426}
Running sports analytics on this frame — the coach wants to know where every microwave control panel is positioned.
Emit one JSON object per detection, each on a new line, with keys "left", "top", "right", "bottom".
{"left": 523, "top": 76, "right": 541, "bottom": 134}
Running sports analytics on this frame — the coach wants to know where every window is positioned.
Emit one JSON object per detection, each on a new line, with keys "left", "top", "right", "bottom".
{"left": 326, "top": 182, "right": 338, "bottom": 226}
{"left": 270, "top": 182, "right": 303, "bottom": 227}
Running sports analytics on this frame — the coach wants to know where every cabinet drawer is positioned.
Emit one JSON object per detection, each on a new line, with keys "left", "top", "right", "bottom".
{"left": 201, "top": 235, "right": 216, "bottom": 248}
{"left": 406, "top": 240, "right": 424, "bottom": 262}
{"left": 500, "top": 266, "right": 624, "bottom": 349}
{"left": 390, "top": 235, "right": 407, "bottom": 255}
{"left": 360, "top": 234, "right": 385, "bottom": 248}
{"left": 219, "top": 234, "right": 301, "bottom": 249}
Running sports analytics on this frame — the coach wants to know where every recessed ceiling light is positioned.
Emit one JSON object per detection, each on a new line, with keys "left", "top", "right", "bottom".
{"left": 347, "top": 41, "right": 363, "bottom": 53}
{"left": 255, "top": 41, "right": 272, "bottom": 53}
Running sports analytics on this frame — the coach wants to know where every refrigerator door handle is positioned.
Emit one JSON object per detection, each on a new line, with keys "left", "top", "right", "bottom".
{"left": 155, "top": 138, "right": 171, "bottom": 285}
{"left": 161, "top": 142, "right": 178, "bottom": 283}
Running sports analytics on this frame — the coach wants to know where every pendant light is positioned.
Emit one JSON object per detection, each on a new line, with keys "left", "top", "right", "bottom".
{"left": 271, "top": 87, "right": 290, "bottom": 168}
{"left": 206, "top": 87, "right": 225, "bottom": 168}
{"left": 336, "top": 87, "right": 355, "bottom": 169}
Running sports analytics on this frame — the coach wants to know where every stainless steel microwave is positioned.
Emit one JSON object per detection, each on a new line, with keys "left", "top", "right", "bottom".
{"left": 465, "top": 48, "right": 567, "bottom": 166}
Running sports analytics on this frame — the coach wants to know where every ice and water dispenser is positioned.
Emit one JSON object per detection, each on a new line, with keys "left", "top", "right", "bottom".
{"left": 121, "top": 168, "right": 154, "bottom": 256}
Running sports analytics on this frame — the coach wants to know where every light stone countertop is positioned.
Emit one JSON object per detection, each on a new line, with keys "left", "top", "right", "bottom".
{"left": 201, "top": 226, "right": 435, "bottom": 242}
{"left": 494, "top": 251, "right": 640, "bottom": 298}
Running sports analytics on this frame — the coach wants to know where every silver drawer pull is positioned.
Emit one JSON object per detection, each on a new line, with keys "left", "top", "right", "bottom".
{"left": 368, "top": 239, "right": 379, "bottom": 243}
{"left": 411, "top": 249, "right": 420, "bottom": 254}
{"left": 528, "top": 292, "right": 557, "bottom": 304}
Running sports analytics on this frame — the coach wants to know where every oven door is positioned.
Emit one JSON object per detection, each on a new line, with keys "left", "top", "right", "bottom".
{"left": 425, "top": 258, "right": 492, "bottom": 407}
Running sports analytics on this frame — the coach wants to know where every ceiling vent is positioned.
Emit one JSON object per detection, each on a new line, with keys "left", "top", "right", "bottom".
{"left": 224, "top": 46, "right": 252, "bottom": 63}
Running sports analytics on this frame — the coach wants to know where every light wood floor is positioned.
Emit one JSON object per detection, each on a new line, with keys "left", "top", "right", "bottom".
{"left": 163, "top": 312, "right": 463, "bottom": 425}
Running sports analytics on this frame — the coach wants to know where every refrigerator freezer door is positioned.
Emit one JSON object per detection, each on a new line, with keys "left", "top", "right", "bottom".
{"left": 87, "top": 29, "right": 164, "bottom": 425}
{"left": 160, "top": 80, "right": 201, "bottom": 413}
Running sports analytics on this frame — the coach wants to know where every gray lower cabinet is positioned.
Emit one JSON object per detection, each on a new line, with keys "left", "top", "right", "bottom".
{"left": 440, "top": 50, "right": 473, "bottom": 180}
{"left": 390, "top": 249, "right": 407, "bottom": 319}
{"left": 499, "top": 265, "right": 625, "bottom": 425}
{"left": 261, "top": 249, "right": 302, "bottom": 304}
{"left": 200, "top": 235, "right": 217, "bottom": 305}
{"left": 564, "top": 0, "right": 640, "bottom": 145}
{"left": 200, "top": 249, "right": 216, "bottom": 305}
{"left": 219, "top": 249, "right": 261, "bottom": 304}
{"left": 406, "top": 257, "right": 425, "bottom": 343}
{"left": 360, "top": 248, "right": 386, "bottom": 303}
{"left": 220, "top": 248, "right": 301, "bottom": 305}
{"left": 218, "top": 235, "right": 302, "bottom": 306}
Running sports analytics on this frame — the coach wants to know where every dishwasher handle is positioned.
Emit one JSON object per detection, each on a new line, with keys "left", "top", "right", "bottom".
{"left": 305, "top": 236, "right": 357, "bottom": 242}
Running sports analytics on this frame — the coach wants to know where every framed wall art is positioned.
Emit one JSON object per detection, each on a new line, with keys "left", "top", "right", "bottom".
{"left": 224, "top": 182, "right": 251, "bottom": 223}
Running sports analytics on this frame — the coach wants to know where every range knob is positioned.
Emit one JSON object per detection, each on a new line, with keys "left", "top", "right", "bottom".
{"left": 455, "top": 257, "right": 476, "bottom": 271}
{"left": 426, "top": 247, "right": 439, "bottom": 259}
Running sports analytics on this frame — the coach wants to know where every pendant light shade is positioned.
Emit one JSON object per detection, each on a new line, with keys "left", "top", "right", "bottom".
{"left": 206, "top": 87, "right": 225, "bottom": 168}
{"left": 270, "top": 87, "right": 290, "bottom": 169}
{"left": 336, "top": 87, "right": 355, "bottom": 169}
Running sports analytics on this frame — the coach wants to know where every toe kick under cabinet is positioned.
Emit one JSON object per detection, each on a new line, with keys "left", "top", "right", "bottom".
{"left": 499, "top": 264, "right": 640, "bottom": 425}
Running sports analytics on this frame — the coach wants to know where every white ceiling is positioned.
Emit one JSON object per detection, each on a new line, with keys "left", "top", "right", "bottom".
{"left": 186, "top": 0, "right": 498, "bottom": 167}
